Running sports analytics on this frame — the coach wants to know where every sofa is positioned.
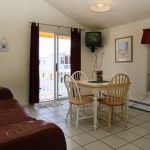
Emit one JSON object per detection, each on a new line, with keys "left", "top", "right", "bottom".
{"left": 0, "top": 87, "right": 67, "bottom": 150}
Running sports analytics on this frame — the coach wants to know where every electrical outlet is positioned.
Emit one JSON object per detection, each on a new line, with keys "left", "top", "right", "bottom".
{"left": 147, "top": 91, "right": 150, "bottom": 96}
{"left": 143, "top": 92, "right": 150, "bottom": 97}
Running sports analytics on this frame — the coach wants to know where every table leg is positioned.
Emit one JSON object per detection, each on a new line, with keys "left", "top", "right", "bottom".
{"left": 93, "top": 96, "right": 97, "bottom": 130}
{"left": 126, "top": 95, "right": 129, "bottom": 121}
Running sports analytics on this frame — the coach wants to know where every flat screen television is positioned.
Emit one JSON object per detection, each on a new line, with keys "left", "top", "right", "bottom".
{"left": 85, "top": 32, "right": 102, "bottom": 52}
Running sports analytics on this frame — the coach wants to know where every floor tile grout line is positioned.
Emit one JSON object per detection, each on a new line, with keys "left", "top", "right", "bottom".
{"left": 65, "top": 117, "right": 150, "bottom": 149}
{"left": 65, "top": 128, "right": 115, "bottom": 149}
{"left": 68, "top": 126, "right": 128, "bottom": 149}
{"left": 65, "top": 135, "right": 83, "bottom": 149}
{"left": 113, "top": 131, "right": 150, "bottom": 150}
{"left": 24, "top": 102, "right": 150, "bottom": 150}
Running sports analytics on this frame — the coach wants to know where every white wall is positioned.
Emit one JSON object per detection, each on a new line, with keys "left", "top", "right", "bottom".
{"left": 96, "top": 18, "right": 150, "bottom": 101}
{"left": 0, "top": 0, "right": 85, "bottom": 105}
{"left": 81, "top": 31, "right": 95, "bottom": 79}
{"left": 1, "top": 0, "right": 149, "bottom": 104}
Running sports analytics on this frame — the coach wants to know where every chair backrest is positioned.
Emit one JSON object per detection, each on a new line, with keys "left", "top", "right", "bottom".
{"left": 64, "top": 74, "right": 82, "bottom": 102}
{"left": 106, "top": 73, "right": 130, "bottom": 102}
{"left": 72, "top": 71, "right": 88, "bottom": 80}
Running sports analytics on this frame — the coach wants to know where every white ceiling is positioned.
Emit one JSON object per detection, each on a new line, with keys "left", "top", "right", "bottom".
{"left": 45, "top": 0, "right": 150, "bottom": 29}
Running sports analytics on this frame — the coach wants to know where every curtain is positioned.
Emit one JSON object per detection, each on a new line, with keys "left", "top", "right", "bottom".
{"left": 71, "top": 28, "right": 81, "bottom": 75}
{"left": 29, "top": 22, "right": 39, "bottom": 104}
{"left": 141, "top": 28, "right": 150, "bottom": 44}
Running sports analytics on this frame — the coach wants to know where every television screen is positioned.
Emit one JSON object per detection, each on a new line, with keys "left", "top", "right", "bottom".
{"left": 85, "top": 32, "right": 102, "bottom": 47}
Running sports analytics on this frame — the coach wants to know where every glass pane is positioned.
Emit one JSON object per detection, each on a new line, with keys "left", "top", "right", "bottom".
{"left": 39, "top": 32, "right": 71, "bottom": 101}
{"left": 39, "top": 32, "right": 55, "bottom": 102}
{"left": 58, "top": 35, "right": 71, "bottom": 99}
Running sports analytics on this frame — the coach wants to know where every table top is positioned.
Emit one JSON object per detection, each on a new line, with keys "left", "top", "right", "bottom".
{"left": 77, "top": 80, "right": 109, "bottom": 88}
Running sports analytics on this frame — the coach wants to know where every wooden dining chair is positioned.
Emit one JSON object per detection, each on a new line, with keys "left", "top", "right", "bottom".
{"left": 72, "top": 71, "right": 88, "bottom": 80}
{"left": 64, "top": 74, "right": 94, "bottom": 129}
{"left": 72, "top": 71, "right": 93, "bottom": 96}
{"left": 98, "top": 73, "right": 130, "bottom": 131}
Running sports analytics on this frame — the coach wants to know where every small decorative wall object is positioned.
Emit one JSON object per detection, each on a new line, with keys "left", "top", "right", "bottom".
{"left": 115, "top": 36, "right": 133, "bottom": 62}
{"left": 0, "top": 37, "right": 9, "bottom": 52}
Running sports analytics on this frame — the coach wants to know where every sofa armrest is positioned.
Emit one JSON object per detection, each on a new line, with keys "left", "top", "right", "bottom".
{"left": 0, "top": 87, "right": 14, "bottom": 100}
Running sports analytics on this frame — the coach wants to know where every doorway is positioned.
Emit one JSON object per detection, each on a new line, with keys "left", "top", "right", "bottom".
{"left": 39, "top": 32, "right": 71, "bottom": 102}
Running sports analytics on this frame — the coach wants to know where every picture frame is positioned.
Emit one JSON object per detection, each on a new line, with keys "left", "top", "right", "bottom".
{"left": 115, "top": 36, "right": 133, "bottom": 62}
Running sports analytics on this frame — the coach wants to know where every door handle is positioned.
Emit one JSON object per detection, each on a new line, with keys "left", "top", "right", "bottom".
{"left": 56, "top": 63, "right": 58, "bottom": 72}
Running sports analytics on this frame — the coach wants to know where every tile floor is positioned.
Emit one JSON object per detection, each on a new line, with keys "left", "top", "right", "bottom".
{"left": 24, "top": 100, "right": 150, "bottom": 150}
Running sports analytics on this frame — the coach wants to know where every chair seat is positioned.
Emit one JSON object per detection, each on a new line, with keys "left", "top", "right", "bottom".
{"left": 98, "top": 98, "right": 125, "bottom": 106}
{"left": 69, "top": 96, "right": 93, "bottom": 105}
{"left": 64, "top": 74, "right": 95, "bottom": 129}
{"left": 97, "top": 73, "right": 130, "bottom": 131}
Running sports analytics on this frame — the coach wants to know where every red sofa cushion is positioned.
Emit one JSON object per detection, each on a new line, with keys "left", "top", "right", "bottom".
{"left": 0, "top": 107, "right": 35, "bottom": 126}
{"left": 0, "top": 120, "right": 67, "bottom": 150}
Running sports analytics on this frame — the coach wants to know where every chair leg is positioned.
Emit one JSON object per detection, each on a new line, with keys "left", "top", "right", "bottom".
{"left": 125, "top": 97, "right": 128, "bottom": 122}
{"left": 66, "top": 104, "right": 72, "bottom": 121}
{"left": 97, "top": 102, "right": 100, "bottom": 115}
{"left": 83, "top": 104, "right": 86, "bottom": 114}
{"left": 108, "top": 106, "right": 112, "bottom": 131}
{"left": 97, "top": 102, "right": 102, "bottom": 117}
{"left": 111, "top": 107, "right": 113, "bottom": 123}
{"left": 121, "top": 105, "right": 127, "bottom": 128}
{"left": 115, "top": 107, "right": 119, "bottom": 121}
{"left": 76, "top": 106, "right": 79, "bottom": 129}
{"left": 125, "top": 102, "right": 128, "bottom": 124}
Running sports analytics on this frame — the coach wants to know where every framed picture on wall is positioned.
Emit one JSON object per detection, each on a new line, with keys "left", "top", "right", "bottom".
{"left": 115, "top": 36, "right": 133, "bottom": 62}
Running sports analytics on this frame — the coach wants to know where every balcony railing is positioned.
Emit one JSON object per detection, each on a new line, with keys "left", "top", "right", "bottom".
{"left": 39, "top": 71, "right": 70, "bottom": 102}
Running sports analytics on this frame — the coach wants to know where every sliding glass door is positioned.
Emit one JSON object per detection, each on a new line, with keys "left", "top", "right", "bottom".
{"left": 57, "top": 35, "right": 71, "bottom": 100}
{"left": 39, "top": 32, "right": 70, "bottom": 102}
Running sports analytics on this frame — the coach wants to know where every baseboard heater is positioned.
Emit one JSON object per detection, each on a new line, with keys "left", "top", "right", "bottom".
{"left": 129, "top": 100, "right": 150, "bottom": 112}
